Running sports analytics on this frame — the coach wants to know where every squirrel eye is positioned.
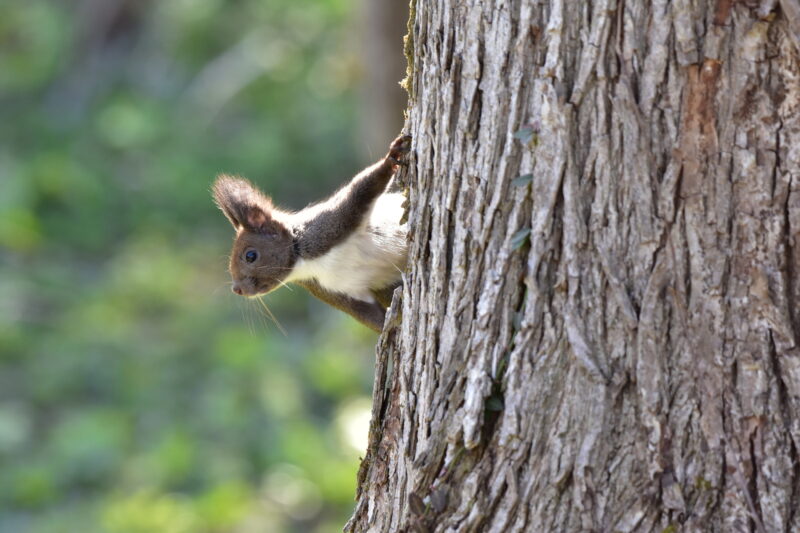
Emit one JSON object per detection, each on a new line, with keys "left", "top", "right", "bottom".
{"left": 245, "top": 250, "right": 258, "bottom": 263}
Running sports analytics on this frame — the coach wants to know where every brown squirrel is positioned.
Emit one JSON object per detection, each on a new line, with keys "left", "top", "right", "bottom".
{"left": 212, "top": 135, "right": 411, "bottom": 332}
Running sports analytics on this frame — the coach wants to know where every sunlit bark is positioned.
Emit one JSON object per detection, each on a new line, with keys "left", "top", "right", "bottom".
{"left": 348, "top": 1, "right": 800, "bottom": 531}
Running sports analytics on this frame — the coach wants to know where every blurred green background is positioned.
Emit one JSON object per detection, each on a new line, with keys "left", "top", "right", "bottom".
{"left": 0, "top": 0, "right": 406, "bottom": 531}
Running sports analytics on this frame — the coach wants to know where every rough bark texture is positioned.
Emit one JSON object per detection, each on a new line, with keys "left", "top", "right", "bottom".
{"left": 347, "top": 1, "right": 800, "bottom": 532}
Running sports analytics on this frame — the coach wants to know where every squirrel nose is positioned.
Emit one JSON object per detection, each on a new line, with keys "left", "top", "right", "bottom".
{"left": 232, "top": 284, "right": 243, "bottom": 295}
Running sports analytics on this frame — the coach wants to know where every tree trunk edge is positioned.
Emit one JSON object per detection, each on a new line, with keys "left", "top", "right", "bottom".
{"left": 348, "top": 2, "right": 800, "bottom": 532}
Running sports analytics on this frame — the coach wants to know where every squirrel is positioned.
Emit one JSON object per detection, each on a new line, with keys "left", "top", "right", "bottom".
{"left": 212, "top": 134, "right": 411, "bottom": 332}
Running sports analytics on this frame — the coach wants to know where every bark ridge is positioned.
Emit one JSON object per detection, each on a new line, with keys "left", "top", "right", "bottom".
{"left": 348, "top": 2, "right": 800, "bottom": 531}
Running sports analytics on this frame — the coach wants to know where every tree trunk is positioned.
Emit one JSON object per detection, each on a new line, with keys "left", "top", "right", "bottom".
{"left": 347, "top": 1, "right": 800, "bottom": 531}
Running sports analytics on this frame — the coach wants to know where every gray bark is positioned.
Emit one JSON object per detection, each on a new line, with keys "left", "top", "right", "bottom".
{"left": 347, "top": 1, "right": 800, "bottom": 532}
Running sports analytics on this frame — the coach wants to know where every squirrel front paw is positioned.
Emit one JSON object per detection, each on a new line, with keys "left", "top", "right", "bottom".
{"left": 388, "top": 135, "right": 412, "bottom": 166}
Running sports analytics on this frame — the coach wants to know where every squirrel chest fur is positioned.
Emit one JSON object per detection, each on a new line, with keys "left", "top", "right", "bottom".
{"left": 212, "top": 135, "right": 411, "bottom": 332}
{"left": 286, "top": 193, "right": 407, "bottom": 301}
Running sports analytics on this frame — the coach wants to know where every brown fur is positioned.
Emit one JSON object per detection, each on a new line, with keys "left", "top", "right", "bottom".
{"left": 296, "top": 157, "right": 400, "bottom": 258}
{"left": 297, "top": 280, "right": 387, "bottom": 332}
{"left": 212, "top": 135, "right": 411, "bottom": 331}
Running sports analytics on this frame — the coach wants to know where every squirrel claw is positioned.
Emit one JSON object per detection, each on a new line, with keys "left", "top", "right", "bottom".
{"left": 388, "top": 135, "right": 412, "bottom": 165}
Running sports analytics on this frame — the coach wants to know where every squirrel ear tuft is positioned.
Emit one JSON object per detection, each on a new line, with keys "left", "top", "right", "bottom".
{"left": 212, "top": 174, "right": 273, "bottom": 231}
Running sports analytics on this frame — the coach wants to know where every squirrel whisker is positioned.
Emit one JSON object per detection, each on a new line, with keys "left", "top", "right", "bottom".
{"left": 254, "top": 296, "right": 288, "bottom": 336}
{"left": 212, "top": 134, "right": 411, "bottom": 332}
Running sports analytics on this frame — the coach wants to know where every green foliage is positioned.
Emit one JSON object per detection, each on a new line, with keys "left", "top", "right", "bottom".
{"left": 0, "top": 0, "right": 376, "bottom": 531}
{"left": 511, "top": 174, "right": 533, "bottom": 187}
{"left": 510, "top": 228, "right": 531, "bottom": 250}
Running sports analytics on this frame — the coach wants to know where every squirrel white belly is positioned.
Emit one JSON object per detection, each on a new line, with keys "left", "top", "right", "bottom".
{"left": 212, "top": 135, "right": 411, "bottom": 332}
{"left": 286, "top": 193, "right": 407, "bottom": 302}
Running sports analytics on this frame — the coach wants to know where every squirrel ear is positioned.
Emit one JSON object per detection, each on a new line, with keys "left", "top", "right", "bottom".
{"left": 244, "top": 204, "right": 270, "bottom": 230}
{"left": 212, "top": 174, "right": 273, "bottom": 231}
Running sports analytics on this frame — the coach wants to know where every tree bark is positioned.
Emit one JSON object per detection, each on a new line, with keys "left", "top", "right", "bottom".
{"left": 347, "top": 1, "right": 800, "bottom": 531}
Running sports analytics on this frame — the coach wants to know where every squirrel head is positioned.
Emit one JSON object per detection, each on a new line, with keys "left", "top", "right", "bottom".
{"left": 212, "top": 175, "right": 296, "bottom": 296}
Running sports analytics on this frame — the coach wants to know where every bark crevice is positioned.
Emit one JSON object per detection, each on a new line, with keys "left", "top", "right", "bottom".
{"left": 347, "top": 2, "right": 800, "bottom": 531}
